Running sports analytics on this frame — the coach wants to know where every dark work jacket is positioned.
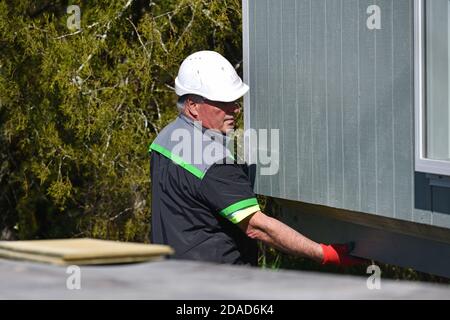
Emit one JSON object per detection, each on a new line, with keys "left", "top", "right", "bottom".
{"left": 149, "top": 114, "right": 259, "bottom": 265}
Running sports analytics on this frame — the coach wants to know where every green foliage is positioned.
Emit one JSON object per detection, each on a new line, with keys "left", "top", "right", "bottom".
{"left": 0, "top": 0, "right": 243, "bottom": 241}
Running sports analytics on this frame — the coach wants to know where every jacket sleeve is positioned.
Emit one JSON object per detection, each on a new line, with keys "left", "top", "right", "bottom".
{"left": 199, "top": 163, "right": 260, "bottom": 224}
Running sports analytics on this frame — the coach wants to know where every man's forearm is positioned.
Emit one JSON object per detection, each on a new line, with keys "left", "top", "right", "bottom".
{"left": 243, "top": 211, "right": 324, "bottom": 263}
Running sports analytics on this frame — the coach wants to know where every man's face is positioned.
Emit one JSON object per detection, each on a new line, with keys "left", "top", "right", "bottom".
{"left": 194, "top": 99, "right": 241, "bottom": 134}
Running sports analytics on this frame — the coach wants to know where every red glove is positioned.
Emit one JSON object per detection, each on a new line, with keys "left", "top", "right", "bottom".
{"left": 320, "top": 243, "right": 367, "bottom": 267}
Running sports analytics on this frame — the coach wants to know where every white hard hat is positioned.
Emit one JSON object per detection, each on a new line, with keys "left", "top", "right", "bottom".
{"left": 175, "top": 51, "right": 249, "bottom": 102}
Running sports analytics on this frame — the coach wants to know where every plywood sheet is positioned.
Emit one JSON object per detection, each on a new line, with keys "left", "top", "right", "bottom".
{"left": 0, "top": 238, "right": 174, "bottom": 266}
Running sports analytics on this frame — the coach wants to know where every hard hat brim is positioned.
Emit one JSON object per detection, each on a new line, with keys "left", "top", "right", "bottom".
{"left": 175, "top": 78, "right": 249, "bottom": 103}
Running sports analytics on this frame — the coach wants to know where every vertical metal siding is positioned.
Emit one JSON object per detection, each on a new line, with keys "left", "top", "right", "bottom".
{"left": 267, "top": 0, "right": 283, "bottom": 198}
{"left": 310, "top": 0, "right": 328, "bottom": 204}
{"left": 244, "top": 0, "right": 450, "bottom": 229}
{"left": 282, "top": 0, "right": 299, "bottom": 200}
{"left": 253, "top": 0, "right": 269, "bottom": 194}
{"left": 375, "top": 0, "right": 395, "bottom": 217}
{"left": 326, "top": 0, "right": 344, "bottom": 209}
{"left": 297, "top": 0, "right": 314, "bottom": 203}
{"left": 342, "top": 0, "right": 360, "bottom": 211}
{"left": 358, "top": 0, "right": 377, "bottom": 214}
{"left": 393, "top": 0, "right": 414, "bottom": 222}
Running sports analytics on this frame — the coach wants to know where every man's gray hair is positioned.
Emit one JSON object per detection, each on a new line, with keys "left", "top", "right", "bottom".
{"left": 177, "top": 94, "right": 204, "bottom": 113}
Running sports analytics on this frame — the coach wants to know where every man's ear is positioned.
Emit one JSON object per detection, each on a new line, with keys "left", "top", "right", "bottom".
{"left": 185, "top": 97, "right": 200, "bottom": 118}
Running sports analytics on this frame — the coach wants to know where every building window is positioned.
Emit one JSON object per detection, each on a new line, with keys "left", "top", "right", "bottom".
{"left": 415, "top": 0, "right": 450, "bottom": 176}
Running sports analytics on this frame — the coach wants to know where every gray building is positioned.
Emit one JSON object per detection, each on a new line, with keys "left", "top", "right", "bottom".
{"left": 243, "top": 0, "right": 450, "bottom": 277}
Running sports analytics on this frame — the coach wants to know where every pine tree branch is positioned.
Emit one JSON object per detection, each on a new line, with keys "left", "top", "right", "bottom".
{"left": 175, "top": 4, "right": 196, "bottom": 46}
{"left": 75, "top": 0, "right": 135, "bottom": 76}
{"left": 127, "top": 18, "right": 151, "bottom": 59}
{"left": 54, "top": 29, "right": 83, "bottom": 40}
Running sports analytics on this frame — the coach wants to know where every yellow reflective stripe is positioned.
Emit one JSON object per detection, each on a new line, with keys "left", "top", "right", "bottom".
{"left": 220, "top": 198, "right": 259, "bottom": 217}
{"left": 228, "top": 205, "right": 260, "bottom": 224}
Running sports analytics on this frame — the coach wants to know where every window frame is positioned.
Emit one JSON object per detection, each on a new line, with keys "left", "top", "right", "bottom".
{"left": 414, "top": 0, "right": 450, "bottom": 176}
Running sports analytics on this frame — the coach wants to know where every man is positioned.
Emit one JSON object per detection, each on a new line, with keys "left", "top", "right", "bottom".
{"left": 150, "top": 50, "right": 362, "bottom": 267}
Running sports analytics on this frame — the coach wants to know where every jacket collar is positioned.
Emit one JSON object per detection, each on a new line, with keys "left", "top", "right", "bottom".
{"left": 178, "top": 113, "right": 232, "bottom": 146}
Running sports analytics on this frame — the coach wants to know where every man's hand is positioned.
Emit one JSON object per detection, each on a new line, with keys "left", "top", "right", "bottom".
{"left": 320, "top": 242, "right": 368, "bottom": 267}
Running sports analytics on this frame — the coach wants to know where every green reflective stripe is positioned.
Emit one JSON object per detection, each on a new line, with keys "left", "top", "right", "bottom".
{"left": 220, "top": 198, "right": 259, "bottom": 217}
{"left": 149, "top": 143, "right": 205, "bottom": 179}
{"left": 148, "top": 143, "right": 153, "bottom": 154}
